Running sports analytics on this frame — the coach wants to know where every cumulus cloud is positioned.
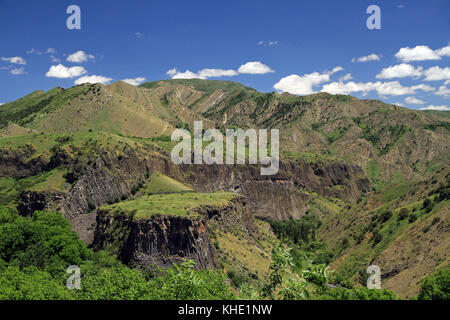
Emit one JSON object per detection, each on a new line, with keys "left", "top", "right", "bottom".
{"left": 67, "top": 51, "right": 95, "bottom": 63}
{"left": 419, "top": 105, "right": 450, "bottom": 111}
{"left": 171, "top": 70, "right": 201, "bottom": 79}
{"left": 167, "top": 68, "right": 238, "bottom": 79}
{"left": 166, "top": 68, "right": 177, "bottom": 76}
{"left": 376, "top": 63, "right": 423, "bottom": 79}
{"left": 393, "top": 102, "right": 404, "bottom": 107}
{"left": 274, "top": 73, "right": 329, "bottom": 95}
{"left": 273, "top": 67, "right": 342, "bottom": 95}
{"left": 435, "top": 85, "right": 450, "bottom": 97}
{"left": 122, "top": 77, "right": 146, "bottom": 86}
{"left": 11, "top": 67, "right": 25, "bottom": 75}
{"left": 238, "top": 61, "right": 274, "bottom": 74}
{"left": 45, "top": 64, "right": 87, "bottom": 78}
{"left": 198, "top": 69, "right": 239, "bottom": 78}
{"left": 321, "top": 81, "right": 434, "bottom": 96}
{"left": 395, "top": 45, "right": 441, "bottom": 62}
{"left": 1, "top": 56, "right": 26, "bottom": 65}
{"left": 74, "top": 75, "right": 113, "bottom": 85}
{"left": 405, "top": 96, "right": 425, "bottom": 105}
{"left": 435, "top": 45, "right": 450, "bottom": 57}
{"left": 167, "top": 61, "right": 275, "bottom": 79}
{"left": 352, "top": 53, "right": 381, "bottom": 63}
{"left": 423, "top": 66, "right": 450, "bottom": 81}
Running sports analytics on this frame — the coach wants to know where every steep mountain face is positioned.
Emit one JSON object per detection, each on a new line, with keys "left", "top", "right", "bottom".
{"left": 93, "top": 211, "right": 218, "bottom": 269}
{"left": 0, "top": 79, "right": 449, "bottom": 298}
{"left": 181, "top": 161, "right": 370, "bottom": 220}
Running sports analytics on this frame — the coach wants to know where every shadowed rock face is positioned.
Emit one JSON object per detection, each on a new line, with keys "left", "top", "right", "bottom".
{"left": 92, "top": 197, "right": 256, "bottom": 269}
{"left": 93, "top": 212, "right": 217, "bottom": 269}
{"left": 181, "top": 161, "right": 371, "bottom": 220}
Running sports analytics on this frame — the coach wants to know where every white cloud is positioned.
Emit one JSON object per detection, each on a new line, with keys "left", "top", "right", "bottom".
{"left": 67, "top": 51, "right": 95, "bottom": 63}
{"left": 1, "top": 56, "right": 26, "bottom": 65}
{"left": 171, "top": 70, "right": 201, "bottom": 79}
{"left": 352, "top": 53, "right": 381, "bottom": 63}
{"left": 405, "top": 96, "right": 425, "bottom": 105}
{"left": 198, "top": 69, "right": 239, "bottom": 78}
{"left": 27, "top": 48, "right": 55, "bottom": 55}
{"left": 122, "top": 77, "right": 146, "bottom": 86}
{"left": 330, "top": 66, "right": 343, "bottom": 74}
{"left": 377, "top": 82, "right": 416, "bottom": 95}
{"left": 397, "top": 4, "right": 405, "bottom": 8}
{"left": 45, "top": 64, "right": 87, "bottom": 78}
{"left": 135, "top": 32, "right": 143, "bottom": 38}
{"left": 274, "top": 72, "right": 333, "bottom": 95}
{"left": 273, "top": 66, "right": 344, "bottom": 95}
{"left": 435, "top": 85, "right": 450, "bottom": 97}
{"left": 393, "top": 102, "right": 404, "bottom": 107}
{"left": 376, "top": 63, "right": 423, "bottom": 79}
{"left": 395, "top": 45, "right": 441, "bottom": 62}
{"left": 435, "top": 44, "right": 450, "bottom": 57}
{"left": 74, "top": 75, "right": 113, "bottom": 85}
{"left": 322, "top": 81, "right": 434, "bottom": 96}
{"left": 50, "top": 55, "right": 61, "bottom": 63}
{"left": 11, "top": 67, "right": 25, "bottom": 75}
{"left": 0, "top": 103, "right": 3, "bottom": 106}
{"left": 423, "top": 66, "right": 450, "bottom": 81}
{"left": 339, "top": 73, "right": 353, "bottom": 82}
{"left": 168, "top": 66, "right": 244, "bottom": 79}
{"left": 167, "top": 61, "right": 275, "bottom": 79}
{"left": 258, "top": 41, "right": 278, "bottom": 47}
{"left": 238, "top": 61, "right": 274, "bottom": 74}
{"left": 419, "top": 105, "right": 450, "bottom": 111}
{"left": 321, "top": 81, "right": 375, "bottom": 95}
{"left": 166, "top": 68, "right": 177, "bottom": 76}
{"left": 409, "top": 83, "right": 435, "bottom": 92}
{"left": 168, "top": 68, "right": 238, "bottom": 79}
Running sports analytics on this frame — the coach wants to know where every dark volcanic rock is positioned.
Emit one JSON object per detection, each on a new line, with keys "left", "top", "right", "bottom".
{"left": 17, "top": 191, "right": 63, "bottom": 216}
{"left": 92, "top": 197, "right": 254, "bottom": 269}
{"left": 93, "top": 212, "right": 217, "bottom": 269}
{"left": 17, "top": 191, "right": 49, "bottom": 216}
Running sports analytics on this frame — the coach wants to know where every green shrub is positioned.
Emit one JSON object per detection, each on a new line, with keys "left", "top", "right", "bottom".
{"left": 227, "top": 270, "right": 245, "bottom": 288}
{"left": 371, "top": 230, "right": 383, "bottom": 246}
{"left": 418, "top": 267, "right": 450, "bottom": 300}
{"left": 408, "top": 214, "right": 418, "bottom": 223}
{"left": 398, "top": 208, "right": 409, "bottom": 220}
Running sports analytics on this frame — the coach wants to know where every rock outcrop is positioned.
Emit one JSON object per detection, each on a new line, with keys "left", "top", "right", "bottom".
{"left": 92, "top": 196, "right": 256, "bottom": 269}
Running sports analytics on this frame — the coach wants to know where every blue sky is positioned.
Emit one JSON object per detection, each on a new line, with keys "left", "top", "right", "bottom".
{"left": 0, "top": 0, "right": 449, "bottom": 110}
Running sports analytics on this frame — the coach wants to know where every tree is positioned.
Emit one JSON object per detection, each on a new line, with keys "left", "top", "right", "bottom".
{"left": 418, "top": 267, "right": 450, "bottom": 300}
{"left": 0, "top": 266, "right": 73, "bottom": 300}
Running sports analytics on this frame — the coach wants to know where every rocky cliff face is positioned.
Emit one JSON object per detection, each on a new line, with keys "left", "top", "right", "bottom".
{"left": 93, "top": 212, "right": 217, "bottom": 269}
{"left": 44, "top": 149, "right": 178, "bottom": 218}
{"left": 182, "top": 161, "right": 370, "bottom": 220}
{"left": 92, "top": 196, "right": 256, "bottom": 269}
{"left": 9, "top": 144, "right": 369, "bottom": 222}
